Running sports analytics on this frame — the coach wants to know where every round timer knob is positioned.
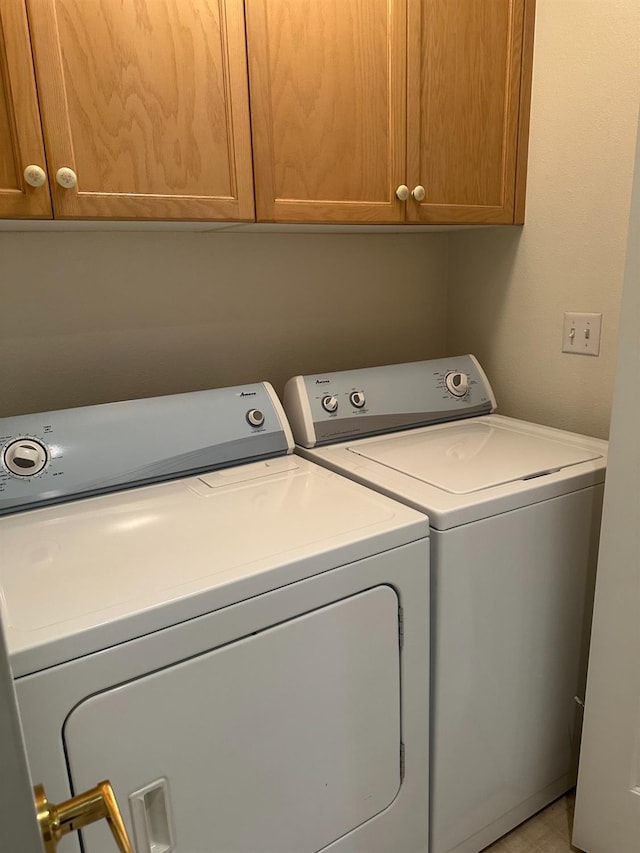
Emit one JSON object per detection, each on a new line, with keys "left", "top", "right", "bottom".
{"left": 349, "top": 391, "right": 366, "bottom": 408}
{"left": 445, "top": 372, "right": 469, "bottom": 398}
{"left": 246, "top": 409, "right": 265, "bottom": 428}
{"left": 4, "top": 438, "right": 48, "bottom": 476}
{"left": 322, "top": 395, "right": 339, "bottom": 414}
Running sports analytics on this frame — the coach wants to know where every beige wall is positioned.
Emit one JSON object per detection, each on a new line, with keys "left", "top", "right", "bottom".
{"left": 448, "top": 0, "right": 640, "bottom": 439}
{"left": 0, "top": 232, "right": 448, "bottom": 417}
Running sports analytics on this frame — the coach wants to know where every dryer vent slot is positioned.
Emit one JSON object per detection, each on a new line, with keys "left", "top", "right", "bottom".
{"left": 521, "top": 468, "right": 561, "bottom": 481}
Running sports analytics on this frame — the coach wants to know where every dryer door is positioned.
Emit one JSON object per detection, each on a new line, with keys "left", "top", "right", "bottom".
{"left": 63, "top": 586, "right": 401, "bottom": 853}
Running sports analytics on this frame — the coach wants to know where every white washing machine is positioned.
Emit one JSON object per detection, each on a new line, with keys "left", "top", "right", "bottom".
{"left": 283, "top": 355, "right": 607, "bottom": 853}
{"left": 0, "top": 383, "right": 430, "bottom": 853}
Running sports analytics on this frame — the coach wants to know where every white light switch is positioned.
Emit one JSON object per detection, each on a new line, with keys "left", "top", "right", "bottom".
{"left": 562, "top": 312, "right": 602, "bottom": 356}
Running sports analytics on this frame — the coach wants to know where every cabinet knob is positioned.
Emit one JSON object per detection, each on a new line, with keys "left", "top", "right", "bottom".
{"left": 395, "top": 185, "right": 410, "bottom": 201}
{"left": 56, "top": 167, "right": 78, "bottom": 189}
{"left": 411, "top": 185, "right": 426, "bottom": 202}
{"left": 23, "top": 165, "right": 47, "bottom": 188}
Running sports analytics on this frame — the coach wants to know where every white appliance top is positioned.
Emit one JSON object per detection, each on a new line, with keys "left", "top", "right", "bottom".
{"left": 348, "top": 420, "right": 602, "bottom": 494}
{"left": 0, "top": 384, "right": 428, "bottom": 676}
{"left": 283, "top": 356, "right": 606, "bottom": 530}
{"left": 1, "top": 455, "right": 428, "bottom": 677}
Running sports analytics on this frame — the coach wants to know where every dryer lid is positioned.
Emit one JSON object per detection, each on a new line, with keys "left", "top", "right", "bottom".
{"left": 347, "top": 422, "right": 603, "bottom": 494}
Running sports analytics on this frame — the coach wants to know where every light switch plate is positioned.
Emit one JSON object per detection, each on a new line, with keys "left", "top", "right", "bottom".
{"left": 562, "top": 312, "right": 602, "bottom": 356}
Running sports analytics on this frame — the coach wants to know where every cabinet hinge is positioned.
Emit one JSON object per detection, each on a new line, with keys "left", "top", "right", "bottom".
{"left": 400, "top": 741, "right": 406, "bottom": 781}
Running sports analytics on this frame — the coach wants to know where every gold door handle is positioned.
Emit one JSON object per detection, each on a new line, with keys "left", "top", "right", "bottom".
{"left": 34, "top": 781, "right": 133, "bottom": 853}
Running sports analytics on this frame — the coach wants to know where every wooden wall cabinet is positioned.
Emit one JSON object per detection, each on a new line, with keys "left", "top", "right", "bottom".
{"left": 2, "top": 0, "right": 534, "bottom": 225}
{"left": 246, "top": 0, "right": 408, "bottom": 224}
{"left": 246, "top": 0, "right": 535, "bottom": 225}
{"left": 0, "top": 0, "right": 52, "bottom": 218}
{"left": 1, "top": 0, "right": 254, "bottom": 221}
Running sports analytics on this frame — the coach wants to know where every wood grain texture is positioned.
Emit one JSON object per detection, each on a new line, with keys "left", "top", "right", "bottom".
{"left": 26, "top": 0, "right": 254, "bottom": 220}
{"left": 0, "top": 51, "right": 17, "bottom": 190}
{"left": 0, "top": 0, "right": 52, "bottom": 218}
{"left": 513, "top": 0, "right": 535, "bottom": 225}
{"left": 406, "top": 0, "right": 527, "bottom": 224}
{"left": 246, "top": 0, "right": 406, "bottom": 223}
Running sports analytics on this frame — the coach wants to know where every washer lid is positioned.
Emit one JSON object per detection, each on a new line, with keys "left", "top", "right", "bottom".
{"left": 348, "top": 422, "right": 603, "bottom": 494}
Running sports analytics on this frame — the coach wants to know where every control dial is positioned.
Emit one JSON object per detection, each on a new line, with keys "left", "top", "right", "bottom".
{"left": 349, "top": 391, "right": 366, "bottom": 409}
{"left": 322, "top": 395, "right": 339, "bottom": 414}
{"left": 4, "top": 438, "right": 48, "bottom": 476}
{"left": 246, "top": 409, "right": 265, "bottom": 428}
{"left": 445, "top": 372, "right": 469, "bottom": 398}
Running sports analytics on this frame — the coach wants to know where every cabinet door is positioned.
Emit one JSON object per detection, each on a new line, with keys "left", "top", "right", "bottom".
{"left": 0, "top": 0, "right": 51, "bottom": 218}
{"left": 26, "top": 0, "right": 254, "bottom": 220}
{"left": 246, "top": 0, "right": 407, "bottom": 224}
{"left": 406, "top": 0, "right": 534, "bottom": 224}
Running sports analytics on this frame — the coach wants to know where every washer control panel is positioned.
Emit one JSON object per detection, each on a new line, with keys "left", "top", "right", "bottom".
{"left": 283, "top": 355, "right": 497, "bottom": 448}
{"left": 0, "top": 383, "right": 293, "bottom": 515}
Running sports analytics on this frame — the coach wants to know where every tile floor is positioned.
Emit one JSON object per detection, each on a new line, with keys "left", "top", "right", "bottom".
{"left": 482, "top": 792, "right": 583, "bottom": 853}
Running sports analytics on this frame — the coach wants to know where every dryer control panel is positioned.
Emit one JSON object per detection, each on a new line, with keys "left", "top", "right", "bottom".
{"left": 0, "top": 383, "right": 294, "bottom": 514}
{"left": 284, "top": 355, "right": 497, "bottom": 448}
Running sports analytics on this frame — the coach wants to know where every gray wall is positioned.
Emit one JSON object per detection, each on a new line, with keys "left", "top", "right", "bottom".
{"left": 0, "top": 232, "right": 449, "bottom": 416}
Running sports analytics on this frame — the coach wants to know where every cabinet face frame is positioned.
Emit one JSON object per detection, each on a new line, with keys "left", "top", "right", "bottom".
{"left": 0, "top": 0, "right": 52, "bottom": 218}
{"left": 512, "top": 0, "right": 535, "bottom": 225}
{"left": 246, "top": 0, "right": 408, "bottom": 224}
{"left": 25, "top": 0, "right": 255, "bottom": 221}
{"left": 405, "top": 0, "right": 535, "bottom": 225}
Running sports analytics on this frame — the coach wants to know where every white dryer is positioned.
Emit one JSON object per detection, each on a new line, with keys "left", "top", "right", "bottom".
{"left": 0, "top": 383, "right": 430, "bottom": 853}
{"left": 284, "top": 355, "right": 607, "bottom": 853}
